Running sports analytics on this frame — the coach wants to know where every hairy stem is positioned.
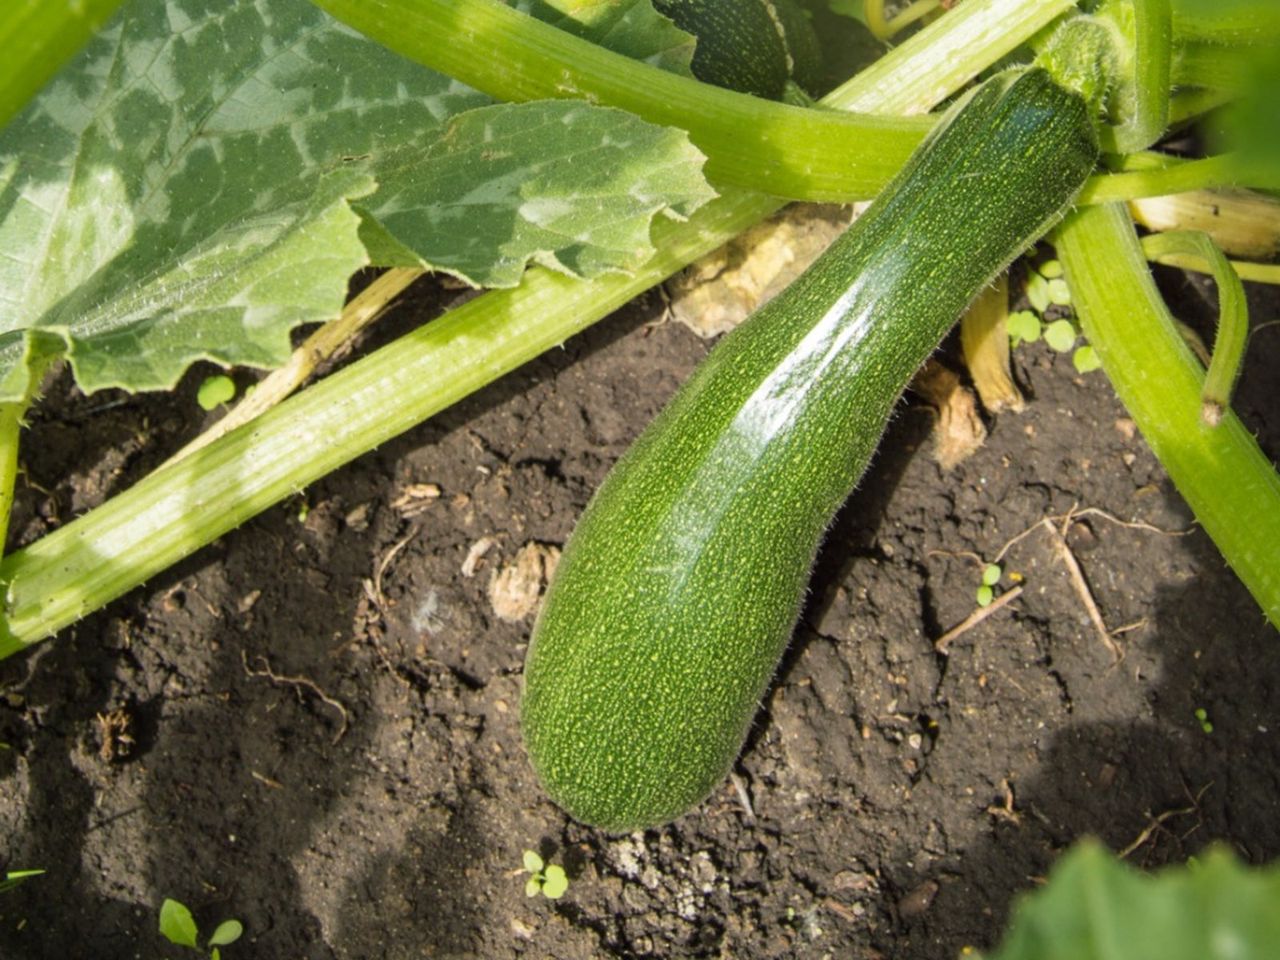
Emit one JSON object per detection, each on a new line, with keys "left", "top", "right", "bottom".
{"left": 308, "top": 0, "right": 1076, "bottom": 201}
{"left": 1056, "top": 204, "right": 1280, "bottom": 629}
{"left": 1140, "top": 230, "right": 1248, "bottom": 426}
{"left": 0, "top": 404, "right": 22, "bottom": 561}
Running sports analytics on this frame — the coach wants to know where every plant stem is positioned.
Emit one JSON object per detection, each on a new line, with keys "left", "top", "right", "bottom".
{"left": 308, "top": 0, "right": 1076, "bottom": 202}
{"left": 0, "top": 404, "right": 22, "bottom": 561}
{"left": 167, "top": 267, "right": 425, "bottom": 464}
{"left": 0, "top": 0, "right": 1080, "bottom": 654}
{"left": 1080, "top": 153, "right": 1273, "bottom": 203}
{"left": 1098, "top": 0, "right": 1172, "bottom": 155}
{"left": 309, "top": 0, "right": 927, "bottom": 202}
{"left": 1056, "top": 203, "right": 1280, "bottom": 630}
{"left": 1147, "top": 252, "right": 1280, "bottom": 286}
{"left": 1139, "top": 230, "right": 1248, "bottom": 426}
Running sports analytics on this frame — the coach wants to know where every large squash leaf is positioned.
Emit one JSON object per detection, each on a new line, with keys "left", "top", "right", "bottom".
{"left": 987, "top": 840, "right": 1280, "bottom": 960}
{"left": 0, "top": 0, "right": 127, "bottom": 131}
{"left": 0, "top": 0, "right": 711, "bottom": 399}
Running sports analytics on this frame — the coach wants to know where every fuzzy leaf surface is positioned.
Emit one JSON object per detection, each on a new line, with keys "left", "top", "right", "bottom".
{"left": 988, "top": 841, "right": 1280, "bottom": 960}
{"left": 0, "top": 0, "right": 710, "bottom": 399}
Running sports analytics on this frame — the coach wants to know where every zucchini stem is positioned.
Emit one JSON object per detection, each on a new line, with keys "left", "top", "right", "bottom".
{"left": 0, "top": 403, "right": 22, "bottom": 562}
{"left": 1139, "top": 231, "right": 1249, "bottom": 426}
{"left": 1081, "top": 153, "right": 1277, "bottom": 204}
{"left": 1099, "top": 0, "right": 1172, "bottom": 154}
{"left": 1056, "top": 204, "right": 1280, "bottom": 629}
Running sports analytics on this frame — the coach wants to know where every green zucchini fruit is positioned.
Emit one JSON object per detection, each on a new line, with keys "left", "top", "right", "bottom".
{"left": 653, "top": 0, "right": 824, "bottom": 100}
{"left": 521, "top": 67, "right": 1098, "bottom": 831}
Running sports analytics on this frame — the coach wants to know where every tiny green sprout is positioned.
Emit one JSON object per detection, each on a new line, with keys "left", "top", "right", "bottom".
{"left": 1043, "top": 318, "right": 1078, "bottom": 353}
{"left": 196, "top": 374, "right": 236, "bottom": 411}
{"left": 1007, "top": 309, "right": 1042, "bottom": 346}
{"left": 1072, "top": 345, "right": 1102, "bottom": 374}
{"left": 975, "top": 563, "right": 1001, "bottom": 606}
{"left": 521, "top": 850, "right": 569, "bottom": 900}
{"left": 0, "top": 869, "right": 44, "bottom": 894}
{"left": 1038, "top": 259, "right": 1063, "bottom": 279}
{"left": 159, "top": 898, "right": 243, "bottom": 958}
{"left": 1024, "top": 271, "right": 1052, "bottom": 314}
{"left": 1194, "top": 707, "right": 1214, "bottom": 734}
{"left": 1046, "top": 277, "right": 1072, "bottom": 306}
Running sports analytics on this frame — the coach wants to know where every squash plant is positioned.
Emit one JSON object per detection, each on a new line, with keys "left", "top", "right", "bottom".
{"left": 0, "top": 0, "right": 1275, "bottom": 749}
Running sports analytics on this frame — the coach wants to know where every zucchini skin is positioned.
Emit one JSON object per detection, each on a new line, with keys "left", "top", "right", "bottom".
{"left": 522, "top": 68, "right": 1098, "bottom": 831}
{"left": 653, "top": 0, "right": 823, "bottom": 99}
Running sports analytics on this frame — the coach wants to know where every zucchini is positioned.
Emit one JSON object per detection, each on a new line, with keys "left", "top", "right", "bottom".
{"left": 522, "top": 67, "right": 1098, "bottom": 831}
{"left": 653, "top": 0, "right": 824, "bottom": 100}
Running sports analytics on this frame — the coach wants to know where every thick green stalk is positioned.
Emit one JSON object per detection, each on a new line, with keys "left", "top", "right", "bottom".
{"left": 308, "top": 0, "right": 1074, "bottom": 201}
{"left": 1080, "top": 153, "right": 1271, "bottom": 204}
{"left": 0, "top": 0, "right": 1076, "bottom": 654}
{"left": 0, "top": 404, "right": 21, "bottom": 560}
{"left": 1056, "top": 204, "right": 1280, "bottom": 630}
{"left": 1139, "top": 230, "right": 1248, "bottom": 426}
{"left": 1099, "top": 0, "right": 1172, "bottom": 154}
{"left": 308, "top": 0, "right": 928, "bottom": 202}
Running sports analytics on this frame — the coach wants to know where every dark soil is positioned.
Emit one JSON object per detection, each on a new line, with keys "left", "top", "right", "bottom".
{"left": 1, "top": 268, "right": 1277, "bottom": 960}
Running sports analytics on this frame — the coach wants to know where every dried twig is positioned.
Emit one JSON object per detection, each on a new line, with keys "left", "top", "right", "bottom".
{"left": 1118, "top": 783, "right": 1212, "bottom": 859}
{"left": 167, "top": 267, "right": 424, "bottom": 466}
{"left": 1041, "top": 516, "right": 1121, "bottom": 662}
{"left": 373, "top": 526, "right": 421, "bottom": 610}
{"left": 935, "top": 585, "right": 1024, "bottom": 653}
{"left": 242, "top": 650, "right": 349, "bottom": 744}
{"left": 728, "top": 771, "right": 756, "bottom": 824}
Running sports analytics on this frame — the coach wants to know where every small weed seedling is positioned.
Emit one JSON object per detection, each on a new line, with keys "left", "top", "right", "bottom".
{"left": 195, "top": 375, "right": 237, "bottom": 411}
{"left": 976, "top": 563, "right": 1003, "bottom": 608}
{"left": 0, "top": 869, "right": 43, "bottom": 894}
{"left": 1194, "top": 707, "right": 1214, "bottom": 734}
{"left": 522, "top": 850, "right": 568, "bottom": 900}
{"left": 159, "top": 898, "right": 243, "bottom": 959}
{"left": 1014, "top": 260, "right": 1100, "bottom": 374}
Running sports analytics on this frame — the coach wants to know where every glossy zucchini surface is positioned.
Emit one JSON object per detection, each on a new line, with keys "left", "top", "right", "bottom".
{"left": 522, "top": 67, "right": 1098, "bottom": 831}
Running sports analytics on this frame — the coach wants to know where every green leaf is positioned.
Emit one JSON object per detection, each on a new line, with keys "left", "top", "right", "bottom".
{"left": 1007, "top": 310, "right": 1042, "bottom": 346}
{"left": 976, "top": 584, "right": 994, "bottom": 607}
{"left": 1038, "top": 258, "right": 1063, "bottom": 279}
{"left": 208, "top": 919, "right": 243, "bottom": 947}
{"left": 988, "top": 841, "right": 1280, "bottom": 960}
{"left": 158, "top": 898, "right": 199, "bottom": 949}
{"left": 0, "top": 0, "right": 127, "bottom": 132}
{"left": 1025, "top": 271, "right": 1052, "bottom": 314}
{"left": 541, "top": 864, "right": 569, "bottom": 899}
{"left": 522, "top": 849, "right": 544, "bottom": 873}
{"left": 1072, "top": 345, "right": 1101, "bottom": 373}
{"left": 524, "top": 876, "right": 542, "bottom": 898}
{"left": 1, "top": 0, "right": 710, "bottom": 402}
{"left": 197, "top": 375, "right": 236, "bottom": 411}
{"left": 516, "top": 0, "right": 695, "bottom": 75}
{"left": 358, "top": 101, "right": 713, "bottom": 285}
{"left": 982, "top": 563, "right": 1002, "bottom": 587}
{"left": 1043, "top": 319, "right": 1077, "bottom": 353}
{"left": 1046, "top": 277, "right": 1072, "bottom": 306}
